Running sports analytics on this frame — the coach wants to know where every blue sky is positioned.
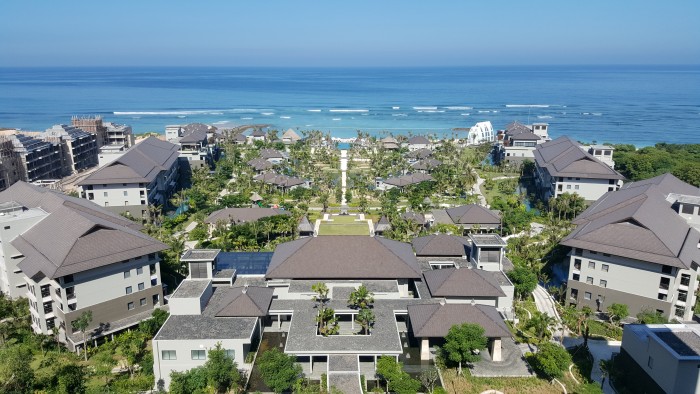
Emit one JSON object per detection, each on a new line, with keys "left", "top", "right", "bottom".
{"left": 1, "top": 1, "right": 698, "bottom": 66}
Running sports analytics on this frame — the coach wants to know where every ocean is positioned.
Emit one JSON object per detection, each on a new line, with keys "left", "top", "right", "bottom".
{"left": 0, "top": 66, "right": 698, "bottom": 146}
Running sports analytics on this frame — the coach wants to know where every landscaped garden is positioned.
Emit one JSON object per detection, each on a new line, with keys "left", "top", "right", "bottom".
{"left": 317, "top": 214, "right": 370, "bottom": 236}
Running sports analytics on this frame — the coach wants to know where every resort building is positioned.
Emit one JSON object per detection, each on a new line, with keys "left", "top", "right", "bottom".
{"left": 152, "top": 235, "right": 516, "bottom": 391}
{"left": 204, "top": 207, "right": 291, "bottom": 232}
{"left": 248, "top": 129, "right": 267, "bottom": 143}
{"left": 411, "top": 158, "right": 442, "bottom": 173}
{"left": 247, "top": 158, "right": 274, "bottom": 173}
{"left": 533, "top": 136, "right": 625, "bottom": 202}
{"left": 380, "top": 136, "right": 400, "bottom": 150}
{"left": 282, "top": 129, "right": 302, "bottom": 144}
{"left": 0, "top": 182, "right": 166, "bottom": 351}
{"left": 253, "top": 172, "right": 309, "bottom": 193}
{"left": 497, "top": 121, "right": 550, "bottom": 164}
{"left": 258, "top": 149, "right": 287, "bottom": 164}
{"left": 620, "top": 323, "right": 700, "bottom": 394}
{"left": 43, "top": 124, "right": 99, "bottom": 175}
{"left": 405, "top": 148, "right": 433, "bottom": 162}
{"left": 431, "top": 204, "right": 502, "bottom": 233}
{"left": 562, "top": 173, "right": 700, "bottom": 321}
{"left": 585, "top": 144, "right": 615, "bottom": 168}
{"left": 375, "top": 173, "right": 433, "bottom": 192}
{"left": 177, "top": 129, "right": 213, "bottom": 170}
{"left": 405, "top": 135, "right": 432, "bottom": 151}
{"left": 77, "top": 136, "right": 180, "bottom": 218}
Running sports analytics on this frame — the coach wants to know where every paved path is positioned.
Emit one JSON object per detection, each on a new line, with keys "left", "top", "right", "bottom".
{"left": 564, "top": 337, "right": 620, "bottom": 394}
{"left": 472, "top": 170, "right": 487, "bottom": 207}
{"left": 340, "top": 150, "right": 348, "bottom": 205}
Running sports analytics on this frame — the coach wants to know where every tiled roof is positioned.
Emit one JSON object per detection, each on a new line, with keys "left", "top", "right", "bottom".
{"left": 411, "top": 158, "right": 442, "bottom": 170}
{"left": 78, "top": 136, "right": 179, "bottom": 185}
{"left": 533, "top": 136, "right": 624, "bottom": 180}
{"left": 562, "top": 173, "right": 700, "bottom": 268}
{"left": 408, "top": 136, "right": 431, "bottom": 145}
{"left": 383, "top": 173, "right": 433, "bottom": 187}
{"left": 266, "top": 236, "right": 422, "bottom": 279}
{"left": 406, "top": 148, "right": 433, "bottom": 159}
{"left": 204, "top": 207, "right": 290, "bottom": 224}
{"left": 214, "top": 286, "right": 274, "bottom": 317}
{"left": 412, "top": 234, "right": 470, "bottom": 257}
{"left": 408, "top": 303, "right": 510, "bottom": 338}
{"left": 1, "top": 182, "right": 166, "bottom": 279}
{"left": 423, "top": 267, "right": 506, "bottom": 298}
{"left": 444, "top": 204, "right": 501, "bottom": 225}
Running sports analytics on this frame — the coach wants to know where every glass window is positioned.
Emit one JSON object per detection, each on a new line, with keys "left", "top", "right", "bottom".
{"left": 140, "top": 298, "right": 147, "bottom": 306}
{"left": 162, "top": 350, "right": 176, "bottom": 360}
{"left": 584, "top": 292, "right": 592, "bottom": 300}
{"left": 681, "top": 274, "right": 691, "bottom": 286}
{"left": 588, "top": 261, "right": 595, "bottom": 269}
{"left": 602, "top": 264, "right": 609, "bottom": 272}
{"left": 681, "top": 204, "right": 694, "bottom": 214}
{"left": 123, "top": 191, "right": 128, "bottom": 196}
{"left": 675, "top": 306, "right": 686, "bottom": 318}
{"left": 124, "top": 270, "right": 130, "bottom": 279}
{"left": 575, "top": 185, "right": 580, "bottom": 190}
{"left": 137, "top": 267, "right": 143, "bottom": 275}
{"left": 574, "top": 259, "right": 582, "bottom": 269}
{"left": 191, "top": 350, "right": 206, "bottom": 360}
{"left": 599, "top": 279, "right": 607, "bottom": 288}
{"left": 586, "top": 277, "right": 594, "bottom": 284}
{"left": 225, "top": 349, "right": 235, "bottom": 359}
{"left": 567, "top": 185, "right": 572, "bottom": 189}
{"left": 662, "top": 265, "right": 673, "bottom": 275}
{"left": 572, "top": 273, "right": 580, "bottom": 281}
{"left": 103, "top": 192, "right": 108, "bottom": 197}
{"left": 127, "top": 302, "right": 134, "bottom": 310}
{"left": 125, "top": 286, "right": 132, "bottom": 294}
{"left": 138, "top": 282, "right": 145, "bottom": 291}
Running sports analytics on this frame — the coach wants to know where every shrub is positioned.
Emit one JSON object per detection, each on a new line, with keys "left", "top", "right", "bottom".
{"left": 532, "top": 343, "right": 572, "bottom": 378}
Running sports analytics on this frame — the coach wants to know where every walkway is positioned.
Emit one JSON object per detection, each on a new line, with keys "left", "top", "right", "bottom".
{"left": 532, "top": 285, "right": 566, "bottom": 342}
{"left": 564, "top": 337, "right": 620, "bottom": 394}
{"left": 340, "top": 150, "right": 348, "bottom": 206}
{"left": 328, "top": 354, "right": 362, "bottom": 394}
{"left": 471, "top": 338, "right": 533, "bottom": 377}
{"left": 472, "top": 170, "right": 487, "bottom": 207}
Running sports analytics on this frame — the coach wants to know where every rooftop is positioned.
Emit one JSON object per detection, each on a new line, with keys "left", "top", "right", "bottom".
{"left": 170, "top": 280, "right": 210, "bottom": 299}
{"left": 181, "top": 249, "right": 221, "bottom": 262}
{"left": 216, "top": 252, "right": 274, "bottom": 275}
{"left": 469, "top": 234, "right": 507, "bottom": 247}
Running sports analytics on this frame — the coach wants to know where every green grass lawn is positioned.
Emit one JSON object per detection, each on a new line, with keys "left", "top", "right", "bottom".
{"left": 317, "top": 215, "right": 370, "bottom": 235}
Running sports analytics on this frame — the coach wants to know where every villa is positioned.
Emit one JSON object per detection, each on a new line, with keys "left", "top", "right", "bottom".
{"left": 431, "top": 204, "right": 502, "bottom": 233}
{"left": 405, "top": 135, "right": 432, "bottom": 151}
{"left": 375, "top": 173, "right": 433, "bottom": 192}
{"left": 497, "top": 121, "right": 550, "bottom": 164}
{"left": 152, "top": 235, "right": 516, "bottom": 391}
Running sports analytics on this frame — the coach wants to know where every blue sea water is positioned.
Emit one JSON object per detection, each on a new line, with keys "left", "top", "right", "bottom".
{"left": 0, "top": 66, "right": 698, "bottom": 146}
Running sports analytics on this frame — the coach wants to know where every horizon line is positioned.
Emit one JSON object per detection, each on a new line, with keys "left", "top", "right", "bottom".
{"left": 0, "top": 63, "right": 699, "bottom": 69}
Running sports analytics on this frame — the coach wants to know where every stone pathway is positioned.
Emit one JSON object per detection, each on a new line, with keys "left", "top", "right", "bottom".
{"left": 472, "top": 170, "right": 488, "bottom": 207}
{"left": 471, "top": 338, "right": 533, "bottom": 377}
{"left": 532, "top": 285, "right": 566, "bottom": 342}
{"left": 340, "top": 150, "right": 348, "bottom": 205}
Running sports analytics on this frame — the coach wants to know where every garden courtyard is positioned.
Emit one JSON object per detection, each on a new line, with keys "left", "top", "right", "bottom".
{"left": 316, "top": 213, "right": 372, "bottom": 236}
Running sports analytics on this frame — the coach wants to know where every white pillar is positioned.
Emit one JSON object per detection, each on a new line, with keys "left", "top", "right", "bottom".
{"left": 420, "top": 338, "right": 430, "bottom": 361}
{"left": 490, "top": 338, "right": 502, "bottom": 362}
{"left": 278, "top": 314, "right": 281, "bottom": 329}
{"left": 310, "top": 356, "right": 313, "bottom": 373}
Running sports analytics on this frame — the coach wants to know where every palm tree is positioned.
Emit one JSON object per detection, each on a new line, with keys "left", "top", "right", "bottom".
{"left": 348, "top": 285, "right": 374, "bottom": 310}
{"left": 356, "top": 308, "right": 375, "bottom": 335}
{"left": 526, "top": 311, "right": 557, "bottom": 342}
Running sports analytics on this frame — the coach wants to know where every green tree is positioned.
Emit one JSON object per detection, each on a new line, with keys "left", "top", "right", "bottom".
{"left": 348, "top": 285, "right": 374, "bottom": 309}
{"left": 72, "top": 310, "right": 93, "bottom": 361}
{"left": 526, "top": 311, "right": 557, "bottom": 342}
{"left": 205, "top": 342, "right": 242, "bottom": 393}
{"left": 92, "top": 349, "right": 116, "bottom": 386}
{"left": 507, "top": 266, "right": 538, "bottom": 300}
{"left": 138, "top": 308, "right": 170, "bottom": 336}
{"left": 116, "top": 330, "right": 146, "bottom": 378}
{"left": 169, "top": 367, "right": 209, "bottom": 394}
{"left": 56, "top": 364, "right": 86, "bottom": 394}
{"left": 356, "top": 308, "right": 375, "bottom": 335}
{"left": 532, "top": 342, "right": 572, "bottom": 378}
{"left": 636, "top": 308, "right": 668, "bottom": 324}
{"left": 443, "top": 323, "right": 488, "bottom": 374}
{"left": 375, "top": 356, "right": 420, "bottom": 394}
{"left": 419, "top": 367, "right": 439, "bottom": 394}
{"left": 0, "top": 345, "right": 34, "bottom": 393}
{"left": 606, "top": 303, "right": 629, "bottom": 325}
{"left": 257, "top": 348, "right": 302, "bottom": 393}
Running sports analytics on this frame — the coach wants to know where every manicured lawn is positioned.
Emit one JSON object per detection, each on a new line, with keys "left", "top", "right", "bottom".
{"left": 317, "top": 215, "right": 370, "bottom": 235}
{"left": 442, "top": 369, "right": 562, "bottom": 394}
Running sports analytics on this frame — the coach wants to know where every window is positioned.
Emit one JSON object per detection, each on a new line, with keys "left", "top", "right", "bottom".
{"left": 590, "top": 251, "right": 598, "bottom": 255}
{"left": 127, "top": 302, "right": 134, "bottom": 310}
{"left": 225, "top": 349, "right": 235, "bottom": 359}
{"left": 191, "top": 350, "right": 206, "bottom": 360}
{"left": 123, "top": 191, "right": 128, "bottom": 196}
{"left": 152, "top": 294, "right": 160, "bottom": 305}
{"left": 659, "top": 277, "right": 670, "bottom": 290}
{"left": 141, "top": 200, "right": 146, "bottom": 205}
{"left": 126, "top": 286, "right": 132, "bottom": 295}
{"left": 602, "top": 264, "right": 609, "bottom": 272}
{"left": 574, "top": 259, "right": 582, "bottom": 270}
{"left": 588, "top": 261, "right": 596, "bottom": 269}
{"left": 124, "top": 270, "right": 130, "bottom": 279}
{"left": 137, "top": 267, "right": 143, "bottom": 275}
{"left": 682, "top": 204, "right": 695, "bottom": 214}
{"left": 570, "top": 289, "right": 579, "bottom": 299}
{"left": 584, "top": 292, "right": 592, "bottom": 300}
{"left": 567, "top": 185, "right": 572, "bottom": 190}
{"left": 103, "top": 191, "right": 108, "bottom": 197}
{"left": 148, "top": 253, "right": 156, "bottom": 260}
{"left": 572, "top": 273, "right": 580, "bottom": 281}
{"left": 681, "top": 274, "right": 691, "bottom": 286}
{"left": 63, "top": 274, "right": 74, "bottom": 284}
{"left": 138, "top": 282, "right": 145, "bottom": 291}
{"left": 140, "top": 298, "right": 147, "bottom": 306}
{"left": 575, "top": 248, "right": 583, "bottom": 256}
{"left": 575, "top": 185, "right": 580, "bottom": 190}
{"left": 662, "top": 265, "right": 673, "bottom": 275}
{"left": 675, "top": 305, "right": 686, "bottom": 318}
{"left": 648, "top": 356, "right": 654, "bottom": 369}
{"left": 603, "top": 253, "right": 611, "bottom": 257}
{"left": 679, "top": 290, "right": 688, "bottom": 302}
{"left": 599, "top": 279, "right": 607, "bottom": 288}
{"left": 608, "top": 187, "right": 614, "bottom": 192}
{"left": 586, "top": 276, "right": 594, "bottom": 284}
{"left": 162, "top": 350, "right": 176, "bottom": 360}
{"left": 658, "top": 293, "right": 667, "bottom": 301}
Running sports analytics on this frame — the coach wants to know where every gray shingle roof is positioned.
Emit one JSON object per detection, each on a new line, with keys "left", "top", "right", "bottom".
{"left": 533, "top": 136, "right": 624, "bottom": 180}
{"left": 254, "top": 173, "right": 306, "bottom": 187}
{"left": 408, "top": 303, "right": 510, "bottom": 338}
{"left": 408, "top": 136, "right": 431, "bottom": 145}
{"left": 412, "top": 234, "right": 470, "bottom": 257}
{"left": 79, "top": 136, "right": 179, "bottom": 185}
{"left": 214, "top": 286, "right": 274, "bottom": 317}
{"left": 411, "top": 158, "right": 442, "bottom": 170}
{"left": 247, "top": 158, "right": 274, "bottom": 171}
{"left": 1, "top": 182, "right": 166, "bottom": 279}
{"left": 266, "top": 236, "right": 422, "bottom": 279}
{"left": 423, "top": 268, "right": 506, "bottom": 298}
{"left": 259, "top": 149, "right": 285, "bottom": 159}
{"left": 204, "top": 207, "right": 290, "bottom": 224}
{"left": 297, "top": 216, "right": 314, "bottom": 233}
{"left": 405, "top": 148, "right": 433, "bottom": 159}
{"left": 282, "top": 129, "right": 302, "bottom": 142}
{"left": 444, "top": 204, "right": 501, "bottom": 226}
{"left": 383, "top": 173, "right": 433, "bottom": 187}
{"left": 402, "top": 211, "right": 426, "bottom": 225}
{"left": 504, "top": 121, "right": 532, "bottom": 136}
{"left": 154, "top": 315, "right": 257, "bottom": 341}
{"left": 374, "top": 216, "right": 392, "bottom": 232}
{"left": 562, "top": 173, "right": 700, "bottom": 268}
{"left": 179, "top": 130, "right": 207, "bottom": 144}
